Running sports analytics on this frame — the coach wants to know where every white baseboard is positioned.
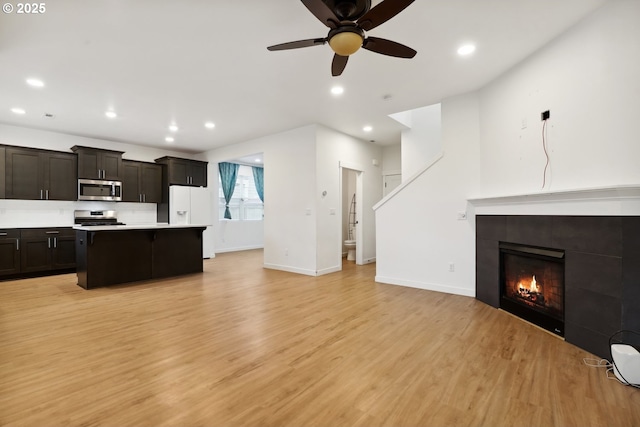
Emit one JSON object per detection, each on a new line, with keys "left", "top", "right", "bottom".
{"left": 374, "top": 275, "right": 475, "bottom": 298}
{"left": 263, "top": 263, "right": 318, "bottom": 276}
{"left": 215, "top": 245, "right": 264, "bottom": 254}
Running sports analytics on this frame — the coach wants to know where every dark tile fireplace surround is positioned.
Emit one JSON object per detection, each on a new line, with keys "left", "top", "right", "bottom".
{"left": 476, "top": 215, "right": 640, "bottom": 358}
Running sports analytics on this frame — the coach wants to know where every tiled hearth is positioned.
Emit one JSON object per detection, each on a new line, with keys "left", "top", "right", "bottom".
{"left": 470, "top": 187, "right": 640, "bottom": 358}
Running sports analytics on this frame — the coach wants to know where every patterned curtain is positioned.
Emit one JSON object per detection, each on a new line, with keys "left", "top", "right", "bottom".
{"left": 252, "top": 166, "right": 264, "bottom": 203}
{"left": 218, "top": 162, "right": 239, "bottom": 219}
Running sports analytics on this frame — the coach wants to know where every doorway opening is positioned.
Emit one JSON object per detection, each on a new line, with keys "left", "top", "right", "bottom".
{"left": 340, "top": 163, "right": 363, "bottom": 265}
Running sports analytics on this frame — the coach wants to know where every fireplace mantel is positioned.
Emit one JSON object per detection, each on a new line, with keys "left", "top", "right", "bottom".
{"left": 469, "top": 185, "right": 640, "bottom": 216}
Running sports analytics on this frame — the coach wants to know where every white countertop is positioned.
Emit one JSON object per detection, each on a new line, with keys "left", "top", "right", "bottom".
{"left": 73, "top": 223, "right": 210, "bottom": 231}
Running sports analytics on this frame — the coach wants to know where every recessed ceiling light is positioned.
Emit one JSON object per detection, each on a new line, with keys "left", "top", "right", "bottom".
{"left": 363, "top": 125, "right": 373, "bottom": 132}
{"left": 457, "top": 44, "right": 476, "bottom": 56}
{"left": 204, "top": 122, "right": 215, "bottom": 129}
{"left": 105, "top": 111, "right": 117, "bottom": 119}
{"left": 11, "top": 107, "right": 26, "bottom": 115}
{"left": 331, "top": 86, "right": 344, "bottom": 95}
{"left": 169, "top": 124, "right": 179, "bottom": 132}
{"left": 165, "top": 136, "right": 175, "bottom": 143}
{"left": 26, "top": 78, "right": 44, "bottom": 88}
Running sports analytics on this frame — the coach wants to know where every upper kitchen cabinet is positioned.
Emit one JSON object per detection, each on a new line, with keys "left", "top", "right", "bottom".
{"left": 155, "top": 156, "right": 207, "bottom": 187}
{"left": 4, "top": 146, "right": 77, "bottom": 201}
{"left": 122, "top": 160, "right": 162, "bottom": 203}
{"left": 72, "top": 146, "right": 124, "bottom": 181}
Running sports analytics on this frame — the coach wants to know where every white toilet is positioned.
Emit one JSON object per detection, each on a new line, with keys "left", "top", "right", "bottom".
{"left": 344, "top": 239, "right": 356, "bottom": 261}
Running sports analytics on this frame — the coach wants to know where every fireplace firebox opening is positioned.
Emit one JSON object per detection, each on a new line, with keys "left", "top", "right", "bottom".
{"left": 499, "top": 242, "right": 565, "bottom": 337}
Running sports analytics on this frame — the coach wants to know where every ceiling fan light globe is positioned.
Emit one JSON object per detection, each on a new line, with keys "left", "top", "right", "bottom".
{"left": 329, "top": 32, "right": 363, "bottom": 56}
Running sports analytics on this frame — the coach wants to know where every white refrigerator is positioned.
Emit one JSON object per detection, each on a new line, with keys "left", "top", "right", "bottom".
{"left": 169, "top": 185, "right": 214, "bottom": 258}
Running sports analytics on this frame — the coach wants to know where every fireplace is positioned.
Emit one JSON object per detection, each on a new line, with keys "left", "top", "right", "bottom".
{"left": 500, "top": 242, "right": 565, "bottom": 337}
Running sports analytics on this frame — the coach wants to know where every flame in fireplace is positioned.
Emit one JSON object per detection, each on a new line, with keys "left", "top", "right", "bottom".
{"left": 517, "top": 275, "right": 540, "bottom": 293}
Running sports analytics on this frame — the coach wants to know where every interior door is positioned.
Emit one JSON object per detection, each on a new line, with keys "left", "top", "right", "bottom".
{"left": 383, "top": 174, "right": 402, "bottom": 197}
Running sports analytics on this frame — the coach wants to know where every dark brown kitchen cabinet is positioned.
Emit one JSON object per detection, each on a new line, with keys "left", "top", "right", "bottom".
{"left": 72, "top": 146, "right": 123, "bottom": 181}
{"left": 0, "top": 146, "right": 5, "bottom": 198}
{"left": 122, "top": 160, "right": 162, "bottom": 203}
{"left": 155, "top": 156, "right": 207, "bottom": 187}
{"left": 20, "top": 228, "right": 76, "bottom": 273}
{"left": 0, "top": 229, "right": 20, "bottom": 276}
{"left": 75, "top": 227, "right": 204, "bottom": 289}
{"left": 4, "top": 146, "right": 77, "bottom": 200}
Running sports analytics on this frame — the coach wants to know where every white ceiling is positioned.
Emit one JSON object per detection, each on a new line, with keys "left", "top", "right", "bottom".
{"left": 0, "top": 0, "right": 607, "bottom": 154}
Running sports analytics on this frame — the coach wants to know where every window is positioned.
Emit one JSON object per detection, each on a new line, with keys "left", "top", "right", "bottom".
{"left": 218, "top": 164, "right": 263, "bottom": 220}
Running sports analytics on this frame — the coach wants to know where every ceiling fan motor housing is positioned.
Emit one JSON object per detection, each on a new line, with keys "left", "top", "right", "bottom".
{"left": 323, "top": 0, "right": 371, "bottom": 20}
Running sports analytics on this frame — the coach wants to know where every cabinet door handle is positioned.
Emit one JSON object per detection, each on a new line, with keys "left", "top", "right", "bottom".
{"left": 45, "top": 189, "right": 49, "bottom": 200}
{"left": 139, "top": 194, "right": 142, "bottom": 202}
{"left": 40, "top": 189, "right": 43, "bottom": 199}
{"left": 45, "top": 231, "right": 59, "bottom": 234}
{"left": 47, "top": 237, "right": 51, "bottom": 248}
{"left": 143, "top": 194, "right": 146, "bottom": 202}
{"left": 54, "top": 237, "right": 57, "bottom": 248}
{"left": 0, "top": 232, "right": 7, "bottom": 236}
{"left": 16, "top": 239, "right": 19, "bottom": 251}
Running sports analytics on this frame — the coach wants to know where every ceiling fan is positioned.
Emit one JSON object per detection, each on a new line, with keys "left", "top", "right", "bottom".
{"left": 267, "top": 0, "right": 417, "bottom": 76}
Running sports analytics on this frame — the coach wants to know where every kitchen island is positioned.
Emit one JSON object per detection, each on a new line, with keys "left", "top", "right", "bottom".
{"left": 74, "top": 224, "right": 208, "bottom": 289}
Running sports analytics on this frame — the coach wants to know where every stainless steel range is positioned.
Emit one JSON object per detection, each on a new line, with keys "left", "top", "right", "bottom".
{"left": 74, "top": 210, "right": 126, "bottom": 226}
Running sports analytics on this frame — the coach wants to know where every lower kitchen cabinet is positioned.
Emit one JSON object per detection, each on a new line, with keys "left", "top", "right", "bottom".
{"left": 0, "top": 229, "right": 21, "bottom": 276}
{"left": 19, "top": 228, "right": 76, "bottom": 273}
{"left": 75, "top": 226, "right": 204, "bottom": 289}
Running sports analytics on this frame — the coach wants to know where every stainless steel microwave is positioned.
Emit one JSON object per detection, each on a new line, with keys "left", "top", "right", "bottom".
{"left": 78, "top": 179, "right": 122, "bottom": 201}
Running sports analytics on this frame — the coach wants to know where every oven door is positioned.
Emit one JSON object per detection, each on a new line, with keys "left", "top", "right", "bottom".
{"left": 78, "top": 179, "right": 122, "bottom": 201}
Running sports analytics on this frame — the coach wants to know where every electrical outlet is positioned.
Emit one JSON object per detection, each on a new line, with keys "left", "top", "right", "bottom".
{"left": 449, "top": 262, "right": 455, "bottom": 272}
{"left": 541, "top": 110, "right": 550, "bottom": 121}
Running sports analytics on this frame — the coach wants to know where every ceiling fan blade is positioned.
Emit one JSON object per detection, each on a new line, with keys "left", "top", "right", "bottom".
{"left": 357, "top": 0, "right": 414, "bottom": 31}
{"left": 267, "top": 38, "right": 327, "bottom": 51}
{"left": 362, "top": 37, "right": 416, "bottom": 58}
{"left": 332, "top": 54, "right": 349, "bottom": 76}
{"left": 301, "top": 0, "right": 340, "bottom": 29}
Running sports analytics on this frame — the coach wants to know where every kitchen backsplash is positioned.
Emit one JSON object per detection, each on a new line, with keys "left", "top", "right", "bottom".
{"left": 0, "top": 200, "right": 157, "bottom": 228}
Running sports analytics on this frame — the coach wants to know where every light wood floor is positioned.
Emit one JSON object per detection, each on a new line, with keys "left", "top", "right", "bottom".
{"left": 1, "top": 249, "right": 638, "bottom": 427}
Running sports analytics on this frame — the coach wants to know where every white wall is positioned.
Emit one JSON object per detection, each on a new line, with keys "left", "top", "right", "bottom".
{"left": 203, "top": 124, "right": 382, "bottom": 275}
{"left": 478, "top": 0, "right": 640, "bottom": 196}
{"left": 215, "top": 220, "right": 264, "bottom": 253}
{"left": 374, "top": 0, "right": 640, "bottom": 298}
{"left": 315, "top": 125, "right": 382, "bottom": 273}
{"left": 382, "top": 143, "right": 401, "bottom": 175}
{"left": 0, "top": 124, "right": 196, "bottom": 227}
{"left": 375, "top": 93, "right": 481, "bottom": 296}
{"left": 401, "top": 104, "right": 442, "bottom": 179}
{"left": 203, "top": 125, "right": 318, "bottom": 275}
